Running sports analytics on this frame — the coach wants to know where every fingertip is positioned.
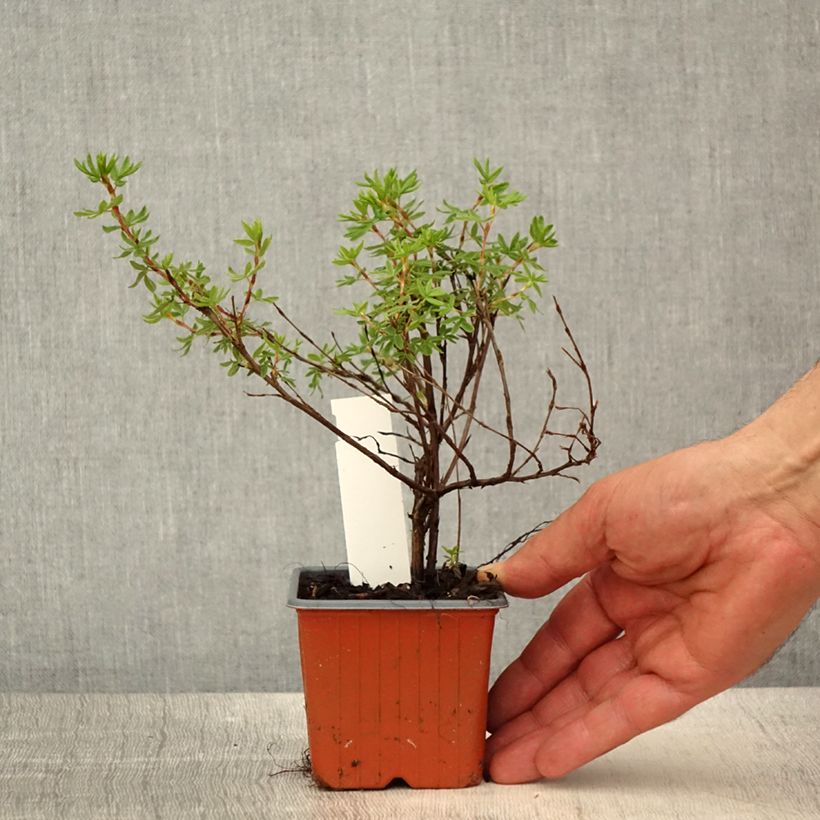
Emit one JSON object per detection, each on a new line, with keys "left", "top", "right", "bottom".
{"left": 484, "top": 729, "right": 545, "bottom": 784}
{"left": 481, "top": 559, "right": 554, "bottom": 600}
{"left": 484, "top": 751, "right": 518, "bottom": 785}
{"left": 477, "top": 562, "right": 504, "bottom": 585}
{"left": 534, "top": 738, "right": 573, "bottom": 779}
{"left": 485, "top": 756, "right": 514, "bottom": 784}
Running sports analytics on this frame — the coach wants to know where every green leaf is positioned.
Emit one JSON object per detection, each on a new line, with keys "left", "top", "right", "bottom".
{"left": 176, "top": 333, "right": 195, "bottom": 356}
{"left": 241, "top": 219, "right": 263, "bottom": 244}
{"left": 127, "top": 270, "right": 145, "bottom": 289}
{"left": 74, "top": 157, "right": 99, "bottom": 183}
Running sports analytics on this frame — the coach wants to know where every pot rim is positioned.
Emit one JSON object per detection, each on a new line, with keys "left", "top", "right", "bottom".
{"left": 287, "top": 566, "right": 508, "bottom": 610}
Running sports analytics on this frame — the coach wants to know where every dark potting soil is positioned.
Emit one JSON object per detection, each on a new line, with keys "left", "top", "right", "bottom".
{"left": 298, "top": 563, "right": 502, "bottom": 602}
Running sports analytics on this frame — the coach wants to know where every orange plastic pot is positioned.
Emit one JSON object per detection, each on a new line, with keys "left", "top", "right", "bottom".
{"left": 288, "top": 566, "right": 507, "bottom": 789}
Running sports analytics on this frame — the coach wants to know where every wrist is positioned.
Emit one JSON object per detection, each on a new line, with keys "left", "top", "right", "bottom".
{"left": 725, "top": 365, "right": 820, "bottom": 550}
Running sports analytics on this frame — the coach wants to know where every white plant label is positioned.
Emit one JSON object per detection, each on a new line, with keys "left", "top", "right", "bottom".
{"left": 330, "top": 396, "right": 411, "bottom": 586}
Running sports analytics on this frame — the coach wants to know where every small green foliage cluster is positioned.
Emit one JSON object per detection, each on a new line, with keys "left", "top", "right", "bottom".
{"left": 442, "top": 544, "right": 461, "bottom": 570}
{"left": 73, "top": 153, "right": 142, "bottom": 189}
{"left": 331, "top": 159, "right": 556, "bottom": 383}
{"left": 75, "top": 153, "right": 292, "bottom": 383}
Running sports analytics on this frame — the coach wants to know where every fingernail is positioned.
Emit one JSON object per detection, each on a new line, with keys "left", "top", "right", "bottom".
{"left": 476, "top": 563, "right": 500, "bottom": 583}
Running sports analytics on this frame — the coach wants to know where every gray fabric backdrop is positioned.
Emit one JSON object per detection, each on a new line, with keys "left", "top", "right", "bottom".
{"left": 1, "top": 0, "right": 817, "bottom": 692}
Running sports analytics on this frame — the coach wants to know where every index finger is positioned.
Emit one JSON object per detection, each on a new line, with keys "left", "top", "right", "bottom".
{"left": 480, "top": 478, "right": 616, "bottom": 598}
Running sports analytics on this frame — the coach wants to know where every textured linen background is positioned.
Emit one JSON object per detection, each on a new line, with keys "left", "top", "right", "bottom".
{"left": 1, "top": 0, "right": 817, "bottom": 692}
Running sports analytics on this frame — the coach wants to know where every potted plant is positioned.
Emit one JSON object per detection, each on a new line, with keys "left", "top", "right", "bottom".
{"left": 74, "top": 154, "right": 599, "bottom": 789}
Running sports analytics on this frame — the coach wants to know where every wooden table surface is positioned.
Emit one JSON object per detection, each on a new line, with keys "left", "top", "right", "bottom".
{"left": 1, "top": 689, "right": 818, "bottom": 819}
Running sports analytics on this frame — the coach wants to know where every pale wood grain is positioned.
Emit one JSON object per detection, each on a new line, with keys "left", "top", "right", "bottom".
{"left": 0, "top": 689, "right": 818, "bottom": 819}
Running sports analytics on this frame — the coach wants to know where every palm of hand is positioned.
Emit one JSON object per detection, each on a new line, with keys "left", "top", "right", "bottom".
{"left": 484, "top": 442, "right": 820, "bottom": 783}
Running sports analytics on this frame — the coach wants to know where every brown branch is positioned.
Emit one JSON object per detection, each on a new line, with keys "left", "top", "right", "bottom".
{"left": 363, "top": 327, "right": 540, "bottom": 486}
{"left": 441, "top": 297, "right": 598, "bottom": 495}
{"left": 481, "top": 519, "right": 552, "bottom": 566}
{"left": 441, "top": 455, "right": 585, "bottom": 496}
{"left": 349, "top": 434, "right": 416, "bottom": 467}
{"left": 238, "top": 252, "right": 259, "bottom": 323}
{"left": 514, "top": 368, "right": 558, "bottom": 476}
{"left": 252, "top": 373, "right": 429, "bottom": 494}
{"left": 479, "top": 205, "right": 495, "bottom": 270}
{"left": 485, "top": 317, "right": 516, "bottom": 476}
{"left": 248, "top": 306, "right": 417, "bottom": 422}
{"left": 167, "top": 316, "right": 194, "bottom": 333}
{"left": 554, "top": 295, "right": 597, "bottom": 438}
{"left": 440, "top": 317, "right": 493, "bottom": 485}
{"left": 457, "top": 195, "right": 483, "bottom": 250}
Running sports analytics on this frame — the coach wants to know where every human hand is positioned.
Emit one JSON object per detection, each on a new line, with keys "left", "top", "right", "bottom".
{"left": 482, "top": 419, "right": 820, "bottom": 783}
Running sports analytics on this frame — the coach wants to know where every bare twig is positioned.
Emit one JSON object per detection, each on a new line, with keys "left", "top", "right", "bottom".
{"left": 481, "top": 519, "right": 553, "bottom": 566}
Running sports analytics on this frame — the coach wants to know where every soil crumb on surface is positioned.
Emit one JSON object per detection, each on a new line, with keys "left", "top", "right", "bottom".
{"left": 298, "top": 564, "right": 502, "bottom": 601}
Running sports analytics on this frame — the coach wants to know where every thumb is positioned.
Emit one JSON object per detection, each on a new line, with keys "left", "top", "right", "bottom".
{"left": 479, "top": 479, "right": 616, "bottom": 598}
